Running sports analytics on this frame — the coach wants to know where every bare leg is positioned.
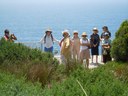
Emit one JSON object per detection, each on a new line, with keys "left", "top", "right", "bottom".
{"left": 86, "top": 59, "right": 89, "bottom": 68}
{"left": 91, "top": 55, "right": 93, "bottom": 63}
{"left": 96, "top": 55, "right": 98, "bottom": 64}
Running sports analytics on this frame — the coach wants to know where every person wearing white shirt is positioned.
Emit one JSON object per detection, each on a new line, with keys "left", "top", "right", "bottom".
{"left": 40, "top": 28, "right": 59, "bottom": 53}
{"left": 79, "top": 32, "right": 90, "bottom": 68}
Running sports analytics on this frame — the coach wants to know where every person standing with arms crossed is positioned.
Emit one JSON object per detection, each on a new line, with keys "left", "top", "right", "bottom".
{"left": 71, "top": 30, "right": 80, "bottom": 60}
{"left": 80, "top": 32, "right": 90, "bottom": 68}
{"left": 90, "top": 28, "right": 100, "bottom": 65}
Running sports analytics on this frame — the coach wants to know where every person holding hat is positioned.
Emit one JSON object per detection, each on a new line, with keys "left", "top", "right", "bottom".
{"left": 40, "top": 28, "right": 59, "bottom": 53}
{"left": 90, "top": 27, "right": 100, "bottom": 64}
{"left": 60, "top": 30, "right": 72, "bottom": 63}
{"left": 101, "top": 33, "right": 112, "bottom": 63}
{"left": 101, "top": 26, "right": 111, "bottom": 40}
{"left": 101, "top": 26, "right": 111, "bottom": 62}
{"left": 80, "top": 32, "right": 90, "bottom": 68}
{"left": 71, "top": 30, "right": 80, "bottom": 60}
{"left": 4, "top": 29, "right": 10, "bottom": 41}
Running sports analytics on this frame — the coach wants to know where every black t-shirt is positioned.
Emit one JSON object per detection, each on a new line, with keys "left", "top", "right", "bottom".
{"left": 90, "top": 33, "right": 100, "bottom": 46}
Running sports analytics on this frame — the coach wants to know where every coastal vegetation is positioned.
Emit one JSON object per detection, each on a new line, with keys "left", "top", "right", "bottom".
{"left": 0, "top": 20, "right": 128, "bottom": 96}
{"left": 111, "top": 20, "right": 128, "bottom": 62}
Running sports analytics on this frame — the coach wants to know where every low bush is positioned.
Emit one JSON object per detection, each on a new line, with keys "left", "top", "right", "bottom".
{"left": 42, "top": 62, "right": 128, "bottom": 96}
{"left": 0, "top": 71, "right": 44, "bottom": 96}
{"left": 0, "top": 38, "right": 56, "bottom": 64}
{"left": 0, "top": 38, "right": 59, "bottom": 86}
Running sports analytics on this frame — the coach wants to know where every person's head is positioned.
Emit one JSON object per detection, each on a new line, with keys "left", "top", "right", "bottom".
{"left": 45, "top": 28, "right": 52, "bottom": 36}
{"left": 102, "top": 26, "right": 108, "bottom": 32}
{"left": 93, "top": 27, "right": 98, "bottom": 34}
{"left": 104, "top": 33, "right": 110, "bottom": 39}
{"left": 4, "top": 29, "right": 9, "bottom": 36}
{"left": 81, "top": 32, "right": 87, "bottom": 38}
{"left": 62, "top": 30, "right": 69, "bottom": 38}
{"left": 73, "top": 30, "right": 78, "bottom": 38}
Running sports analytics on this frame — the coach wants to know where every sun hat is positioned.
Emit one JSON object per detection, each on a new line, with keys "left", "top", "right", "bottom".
{"left": 45, "top": 28, "right": 52, "bottom": 33}
{"left": 93, "top": 27, "right": 98, "bottom": 31}
{"left": 81, "top": 32, "right": 87, "bottom": 36}
{"left": 62, "top": 29, "right": 69, "bottom": 35}
{"left": 104, "top": 32, "right": 109, "bottom": 37}
{"left": 73, "top": 30, "right": 78, "bottom": 34}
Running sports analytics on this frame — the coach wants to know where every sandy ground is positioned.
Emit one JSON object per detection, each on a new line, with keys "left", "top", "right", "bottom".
{"left": 54, "top": 55, "right": 104, "bottom": 69}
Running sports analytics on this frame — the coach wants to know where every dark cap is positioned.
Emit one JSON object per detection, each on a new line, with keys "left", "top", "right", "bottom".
{"left": 102, "top": 26, "right": 108, "bottom": 30}
{"left": 4, "top": 29, "right": 9, "bottom": 33}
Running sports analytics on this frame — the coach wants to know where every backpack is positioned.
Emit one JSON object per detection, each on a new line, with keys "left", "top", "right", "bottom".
{"left": 44, "top": 34, "right": 54, "bottom": 44}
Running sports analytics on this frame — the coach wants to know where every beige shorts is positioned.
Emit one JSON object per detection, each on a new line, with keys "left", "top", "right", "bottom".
{"left": 80, "top": 49, "right": 90, "bottom": 60}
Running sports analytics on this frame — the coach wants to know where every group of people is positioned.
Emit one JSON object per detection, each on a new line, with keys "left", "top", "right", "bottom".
{"left": 2, "top": 26, "right": 111, "bottom": 68}
{"left": 40, "top": 26, "right": 112, "bottom": 68}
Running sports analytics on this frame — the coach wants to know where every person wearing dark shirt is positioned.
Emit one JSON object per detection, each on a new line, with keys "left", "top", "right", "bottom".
{"left": 101, "top": 26, "right": 111, "bottom": 39}
{"left": 90, "top": 28, "right": 100, "bottom": 64}
{"left": 101, "top": 26, "right": 111, "bottom": 62}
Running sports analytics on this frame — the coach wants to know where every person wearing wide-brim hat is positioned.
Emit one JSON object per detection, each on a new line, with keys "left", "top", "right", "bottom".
{"left": 45, "top": 28, "right": 52, "bottom": 33}
{"left": 60, "top": 29, "right": 72, "bottom": 64}
{"left": 71, "top": 30, "right": 80, "bottom": 60}
{"left": 101, "top": 33, "right": 112, "bottom": 63}
{"left": 80, "top": 32, "right": 90, "bottom": 68}
{"left": 90, "top": 27, "right": 100, "bottom": 64}
{"left": 40, "top": 28, "right": 59, "bottom": 53}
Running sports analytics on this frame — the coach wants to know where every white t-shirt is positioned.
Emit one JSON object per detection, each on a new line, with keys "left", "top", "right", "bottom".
{"left": 40, "top": 35, "right": 58, "bottom": 48}
{"left": 80, "top": 38, "right": 89, "bottom": 51}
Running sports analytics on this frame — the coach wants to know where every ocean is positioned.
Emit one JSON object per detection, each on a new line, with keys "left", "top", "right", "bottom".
{"left": 0, "top": 3, "right": 128, "bottom": 54}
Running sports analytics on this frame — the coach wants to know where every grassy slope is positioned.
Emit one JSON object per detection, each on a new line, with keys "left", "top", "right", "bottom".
{"left": 42, "top": 62, "right": 128, "bottom": 96}
{"left": 0, "top": 71, "right": 44, "bottom": 96}
{"left": 0, "top": 62, "right": 128, "bottom": 96}
{"left": 0, "top": 39, "right": 128, "bottom": 96}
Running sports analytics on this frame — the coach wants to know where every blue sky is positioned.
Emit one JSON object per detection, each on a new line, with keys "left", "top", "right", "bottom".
{"left": 0, "top": 0, "right": 128, "bottom": 8}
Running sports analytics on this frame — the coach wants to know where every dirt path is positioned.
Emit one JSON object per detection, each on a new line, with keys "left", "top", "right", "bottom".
{"left": 54, "top": 55, "right": 104, "bottom": 69}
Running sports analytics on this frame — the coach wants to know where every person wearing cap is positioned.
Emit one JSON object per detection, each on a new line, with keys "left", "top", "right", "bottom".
{"left": 4, "top": 29, "right": 10, "bottom": 41}
{"left": 90, "top": 28, "right": 100, "bottom": 64}
{"left": 101, "top": 33, "right": 112, "bottom": 63}
{"left": 71, "top": 31, "right": 80, "bottom": 60}
{"left": 40, "top": 28, "right": 59, "bottom": 53}
{"left": 60, "top": 30, "right": 72, "bottom": 63}
{"left": 80, "top": 32, "right": 90, "bottom": 68}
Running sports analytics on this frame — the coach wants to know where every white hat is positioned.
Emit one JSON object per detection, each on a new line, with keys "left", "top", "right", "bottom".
{"left": 104, "top": 32, "right": 109, "bottom": 36}
{"left": 81, "top": 32, "right": 87, "bottom": 36}
{"left": 73, "top": 30, "right": 78, "bottom": 34}
{"left": 45, "top": 28, "right": 52, "bottom": 33}
{"left": 62, "top": 29, "right": 69, "bottom": 35}
{"left": 93, "top": 27, "right": 98, "bottom": 31}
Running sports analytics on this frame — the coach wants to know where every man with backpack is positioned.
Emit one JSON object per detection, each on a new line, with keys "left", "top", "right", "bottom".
{"left": 40, "top": 28, "right": 59, "bottom": 53}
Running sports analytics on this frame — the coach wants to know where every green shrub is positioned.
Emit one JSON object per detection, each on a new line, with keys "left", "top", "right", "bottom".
{"left": 0, "top": 71, "right": 44, "bottom": 96}
{"left": 42, "top": 62, "right": 128, "bottom": 96}
{"left": 0, "top": 38, "right": 55, "bottom": 64}
{"left": 111, "top": 20, "right": 128, "bottom": 62}
{"left": 0, "top": 38, "right": 59, "bottom": 86}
